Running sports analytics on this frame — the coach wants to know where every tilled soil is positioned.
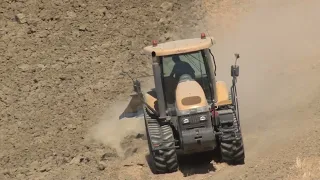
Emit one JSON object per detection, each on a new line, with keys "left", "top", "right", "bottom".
{"left": 2, "top": 0, "right": 320, "bottom": 180}
{"left": 0, "top": 0, "right": 206, "bottom": 179}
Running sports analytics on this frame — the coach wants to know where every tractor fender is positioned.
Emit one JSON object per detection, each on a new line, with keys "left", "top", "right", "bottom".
{"left": 143, "top": 90, "right": 159, "bottom": 114}
{"left": 216, "top": 81, "right": 232, "bottom": 106}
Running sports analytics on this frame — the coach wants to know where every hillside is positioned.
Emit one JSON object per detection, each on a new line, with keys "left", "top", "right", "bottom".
{"left": 0, "top": 0, "right": 205, "bottom": 179}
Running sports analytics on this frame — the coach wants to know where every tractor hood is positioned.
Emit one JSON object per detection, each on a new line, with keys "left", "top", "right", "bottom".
{"left": 175, "top": 75, "right": 208, "bottom": 111}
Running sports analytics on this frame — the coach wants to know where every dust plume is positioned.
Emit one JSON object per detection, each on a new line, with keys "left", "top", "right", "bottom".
{"left": 202, "top": 0, "right": 320, "bottom": 131}
{"left": 87, "top": 99, "right": 145, "bottom": 157}
{"left": 86, "top": 77, "right": 154, "bottom": 156}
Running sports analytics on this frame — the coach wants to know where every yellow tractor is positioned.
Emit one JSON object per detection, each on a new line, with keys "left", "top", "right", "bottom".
{"left": 121, "top": 33, "right": 245, "bottom": 174}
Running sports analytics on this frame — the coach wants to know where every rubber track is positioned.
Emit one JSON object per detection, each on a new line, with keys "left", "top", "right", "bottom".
{"left": 219, "top": 110, "right": 245, "bottom": 164}
{"left": 144, "top": 108, "right": 178, "bottom": 174}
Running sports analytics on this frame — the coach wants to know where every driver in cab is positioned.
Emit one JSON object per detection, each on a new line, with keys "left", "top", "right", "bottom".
{"left": 169, "top": 55, "right": 195, "bottom": 80}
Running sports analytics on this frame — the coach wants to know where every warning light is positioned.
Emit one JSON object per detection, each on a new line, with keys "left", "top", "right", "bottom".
{"left": 152, "top": 40, "right": 158, "bottom": 47}
{"left": 201, "top": 33, "right": 206, "bottom": 39}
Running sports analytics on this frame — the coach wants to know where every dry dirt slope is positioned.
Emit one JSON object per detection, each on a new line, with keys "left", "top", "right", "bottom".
{"left": 0, "top": 0, "right": 206, "bottom": 179}
{"left": 201, "top": 0, "right": 320, "bottom": 179}
{"left": 2, "top": 0, "right": 320, "bottom": 180}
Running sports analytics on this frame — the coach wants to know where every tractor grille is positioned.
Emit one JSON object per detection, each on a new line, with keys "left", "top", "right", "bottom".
{"left": 179, "top": 112, "right": 210, "bottom": 130}
{"left": 184, "top": 114, "right": 201, "bottom": 124}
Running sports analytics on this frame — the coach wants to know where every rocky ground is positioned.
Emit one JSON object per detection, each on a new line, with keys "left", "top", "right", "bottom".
{"left": 1, "top": 0, "right": 320, "bottom": 179}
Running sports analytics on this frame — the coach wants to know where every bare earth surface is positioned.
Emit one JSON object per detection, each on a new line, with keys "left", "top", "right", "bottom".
{"left": 1, "top": 0, "right": 320, "bottom": 180}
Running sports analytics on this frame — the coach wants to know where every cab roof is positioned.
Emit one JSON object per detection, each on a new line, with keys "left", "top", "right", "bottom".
{"left": 143, "top": 36, "right": 216, "bottom": 57}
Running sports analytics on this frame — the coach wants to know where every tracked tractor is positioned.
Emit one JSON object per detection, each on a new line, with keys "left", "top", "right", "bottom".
{"left": 121, "top": 33, "right": 245, "bottom": 174}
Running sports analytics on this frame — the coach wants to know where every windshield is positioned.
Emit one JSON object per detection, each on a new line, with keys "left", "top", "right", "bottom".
{"left": 160, "top": 50, "right": 213, "bottom": 107}
{"left": 162, "top": 51, "right": 208, "bottom": 79}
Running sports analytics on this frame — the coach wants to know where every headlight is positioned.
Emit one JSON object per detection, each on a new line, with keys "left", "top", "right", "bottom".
{"left": 183, "top": 118, "right": 190, "bottom": 124}
{"left": 200, "top": 115, "right": 206, "bottom": 121}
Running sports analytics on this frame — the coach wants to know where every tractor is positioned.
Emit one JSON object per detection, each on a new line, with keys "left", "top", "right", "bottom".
{"left": 121, "top": 33, "right": 245, "bottom": 174}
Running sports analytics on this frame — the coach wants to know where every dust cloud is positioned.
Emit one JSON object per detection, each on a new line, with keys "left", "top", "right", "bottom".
{"left": 203, "top": 0, "right": 320, "bottom": 131}
{"left": 87, "top": 99, "right": 146, "bottom": 157}
{"left": 86, "top": 77, "right": 155, "bottom": 156}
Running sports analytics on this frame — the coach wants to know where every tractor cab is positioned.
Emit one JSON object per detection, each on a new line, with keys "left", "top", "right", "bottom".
{"left": 159, "top": 47, "right": 215, "bottom": 109}
{"left": 143, "top": 33, "right": 218, "bottom": 119}
{"left": 120, "top": 33, "right": 236, "bottom": 121}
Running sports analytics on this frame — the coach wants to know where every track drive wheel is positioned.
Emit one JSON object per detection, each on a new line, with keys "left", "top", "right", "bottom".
{"left": 144, "top": 108, "right": 178, "bottom": 174}
{"left": 219, "top": 109, "right": 245, "bottom": 165}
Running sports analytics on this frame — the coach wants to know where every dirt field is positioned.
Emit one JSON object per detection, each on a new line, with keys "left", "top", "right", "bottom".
{"left": 1, "top": 0, "right": 320, "bottom": 179}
